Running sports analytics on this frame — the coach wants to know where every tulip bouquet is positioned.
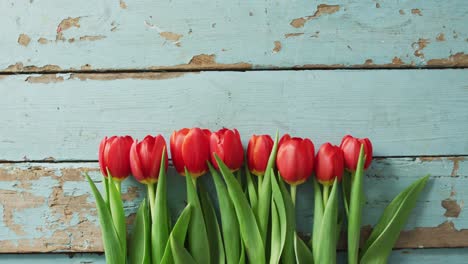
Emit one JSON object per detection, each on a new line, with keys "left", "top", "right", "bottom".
{"left": 86, "top": 128, "right": 429, "bottom": 264}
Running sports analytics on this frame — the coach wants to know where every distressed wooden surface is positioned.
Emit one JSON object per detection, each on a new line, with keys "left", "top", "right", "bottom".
{"left": 1, "top": 249, "right": 468, "bottom": 264}
{"left": 1, "top": 70, "right": 467, "bottom": 161}
{"left": 0, "top": 157, "right": 466, "bottom": 253}
{"left": 1, "top": 0, "right": 467, "bottom": 71}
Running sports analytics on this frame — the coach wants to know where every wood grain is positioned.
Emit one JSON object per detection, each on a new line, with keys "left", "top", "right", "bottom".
{"left": 1, "top": 70, "right": 467, "bottom": 161}
{"left": 0, "top": 157, "right": 466, "bottom": 253}
{"left": 0, "top": 0, "right": 466, "bottom": 71}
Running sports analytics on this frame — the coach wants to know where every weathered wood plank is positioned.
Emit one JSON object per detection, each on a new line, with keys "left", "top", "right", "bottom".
{"left": 1, "top": 248, "right": 468, "bottom": 263}
{"left": 1, "top": 70, "right": 467, "bottom": 161}
{"left": 0, "top": 157, "right": 466, "bottom": 253}
{"left": 1, "top": 0, "right": 467, "bottom": 71}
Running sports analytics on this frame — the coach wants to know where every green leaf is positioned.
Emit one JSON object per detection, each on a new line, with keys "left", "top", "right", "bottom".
{"left": 316, "top": 179, "right": 339, "bottom": 264}
{"left": 311, "top": 177, "right": 323, "bottom": 259}
{"left": 102, "top": 174, "right": 110, "bottom": 206}
{"left": 270, "top": 169, "right": 287, "bottom": 264}
{"left": 258, "top": 131, "right": 279, "bottom": 243}
{"left": 215, "top": 154, "right": 265, "bottom": 264}
{"left": 108, "top": 175, "right": 126, "bottom": 259}
{"left": 185, "top": 169, "right": 210, "bottom": 264}
{"left": 152, "top": 149, "right": 170, "bottom": 264}
{"left": 360, "top": 175, "right": 430, "bottom": 264}
{"left": 238, "top": 241, "right": 245, "bottom": 264}
{"left": 85, "top": 173, "right": 125, "bottom": 264}
{"left": 347, "top": 145, "right": 366, "bottom": 264}
{"left": 200, "top": 183, "right": 226, "bottom": 264}
{"left": 170, "top": 236, "right": 197, "bottom": 264}
{"left": 208, "top": 162, "right": 241, "bottom": 264}
{"left": 245, "top": 166, "right": 258, "bottom": 213}
{"left": 294, "top": 234, "right": 314, "bottom": 264}
{"left": 278, "top": 176, "right": 295, "bottom": 264}
{"left": 160, "top": 204, "right": 192, "bottom": 264}
{"left": 341, "top": 170, "right": 351, "bottom": 217}
{"left": 129, "top": 199, "right": 151, "bottom": 264}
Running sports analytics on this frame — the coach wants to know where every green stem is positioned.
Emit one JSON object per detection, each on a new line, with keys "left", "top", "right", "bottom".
{"left": 115, "top": 180, "right": 121, "bottom": 194}
{"left": 290, "top": 184, "right": 297, "bottom": 207}
{"left": 322, "top": 184, "right": 330, "bottom": 208}
{"left": 257, "top": 175, "right": 263, "bottom": 194}
{"left": 191, "top": 176, "right": 197, "bottom": 189}
{"left": 147, "top": 183, "right": 156, "bottom": 222}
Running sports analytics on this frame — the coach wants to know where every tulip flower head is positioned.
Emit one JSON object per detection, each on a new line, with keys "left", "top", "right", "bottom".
{"left": 170, "top": 128, "right": 211, "bottom": 178}
{"left": 247, "top": 134, "right": 274, "bottom": 177}
{"left": 340, "top": 135, "right": 373, "bottom": 171}
{"left": 276, "top": 134, "right": 315, "bottom": 185}
{"left": 210, "top": 128, "right": 244, "bottom": 171}
{"left": 315, "top": 143, "right": 344, "bottom": 186}
{"left": 130, "top": 135, "right": 168, "bottom": 184}
{"left": 98, "top": 135, "right": 133, "bottom": 181}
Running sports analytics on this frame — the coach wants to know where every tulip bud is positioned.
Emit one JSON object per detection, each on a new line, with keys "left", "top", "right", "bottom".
{"left": 129, "top": 135, "right": 168, "bottom": 184}
{"left": 315, "top": 143, "right": 344, "bottom": 185}
{"left": 340, "top": 135, "right": 373, "bottom": 171}
{"left": 98, "top": 135, "right": 133, "bottom": 181}
{"left": 276, "top": 134, "right": 315, "bottom": 185}
{"left": 247, "top": 134, "right": 274, "bottom": 176}
{"left": 170, "top": 128, "right": 211, "bottom": 178}
{"left": 210, "top": 128, "right": 244, "bottom": 171}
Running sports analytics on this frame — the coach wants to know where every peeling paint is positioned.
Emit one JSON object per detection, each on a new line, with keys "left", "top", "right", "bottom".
{"left": 37, "top": 37, "right": 49, "bottom": 44}
{"left": 290, "top": 4, "right": 340, "bottom": 28}
{"left": 18, "top": 34, "right": 31, "bottom": 47}
{"left": 442, "top": 199, "right": 462, "bottom": 218}
{"left": 427, "top": 52, "right": 468, "bottom": 67}
{"left": 81, "top": 64, "right": 92, "bottom": 70}
{"left": 147, "top": 54, "right": 252, "bottom": 70}
{"left": 69, "top": 72, "right": 187, "bottom": 81}
{"left": 120, "top": 0, "right": 127, "bottom": 9}
{"left": 436, "top": 33, "right": 445, "bottom": 42}
{"left": 284, "top": 33, "right": 304, "bottom": 38}
{"left": 25, "top": 74, "right": 64, "bottom": 84}
{"left": 411, "top": 8, "right": 422, "bottom": 16}
{"left": 412, "top": 38, "right": 429, "bottom": 58}
{"left": 399, "top": 9, "right": 405, "bottom": 15}
{"left": 273, "top": 41, "right": 282, "bottom": 53}
{"left": 79, "top": 35, "right": 106, "bottom": 41}
{"left": 447, "top": 157, "right": 464, "bottom": 177}
{"left": 364, "top": 59, "right": 373, "bottom": 65}
{"left": 159, "top": 32, "right": 183, "bottom": 44}
{"left": 4, "top": 63, "right": 62, "bottom": 72}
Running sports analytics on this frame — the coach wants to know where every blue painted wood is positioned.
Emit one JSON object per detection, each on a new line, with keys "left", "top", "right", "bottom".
{"left": 0, "top": 70, "right": 467, "bottom": 161}
{"left": 1, "top": 248, "right": 467, "bottom": 263}
{"left": 0, "top": 157, "right": 465, "bottom": 252}
{"left": 1, "top": 0, "right": 466, "bottom": 71}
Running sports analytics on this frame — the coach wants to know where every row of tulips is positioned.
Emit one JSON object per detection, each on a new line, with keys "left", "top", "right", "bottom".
{"left": 87, "top": 128, "right": 429, "bottom": 264}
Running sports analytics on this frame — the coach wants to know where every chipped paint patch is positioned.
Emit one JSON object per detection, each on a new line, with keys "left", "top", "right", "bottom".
{"left": 427, "top": 52, "right": 468, "bottom": 67}
{"left": 18, "top": 34, "right": 31, "bottom": 47}
{"left": 146, "top": 54, "right": 252, "bottom": 70}
{"left": 69, "top": 72, "right": 187, "bottom": 81}
{"left": 56, "top": 17, "right": 80, "bottom": 41}
{"left": 290, "top": 4, "right": 340, "bottom": 28}
{"left": 25, "top": 74, "right": 64, "bottom": 84}
{"left": 81, "top": 64, "right": 92, "bottom": 70}
{"left": 448, "top": 157, "right": 464, "bottom": 177}
{"left": 419, "top": 156, "right": 442, "bottom": 162}
{"left": 120, "top": 0, "right": 127, "bottom": 9}
{"left": 442, "top": 199, "right": 462, "bottom": 218}
{"left": 160, "top": 32, "right": 183, "bottom": 46}
{"left": 364, "top": 59, "right": 373, "bottom": 65}
{"left": 273, "top": 41, "right": 282, "bottom": 53}
{"left": 436, "top": 33, "right": 445, "bottom": 42}
{"left": 399, "top": 9, "right": 405, "bottom": 15}
{"left": 412, "top": 38, "right": 429, "bottom": 58}
{"left": 411, "top": 8, "right": 422, "bottom": 16}
{"left": 79, "top": 35, "right": 106, "bottom": 41}
{"left": 284, "top": 33, "right": 304, "bottom": 38}
{"left": 37, "top": 38, "right": 49, "bottom": 44}
{"left": 4, "top": 63, "right": 62, "bottom": 72}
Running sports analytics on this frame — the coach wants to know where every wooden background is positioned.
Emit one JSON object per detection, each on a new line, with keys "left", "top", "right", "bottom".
{"left": 0, "top": 0, "right": 467, "bottom": 262}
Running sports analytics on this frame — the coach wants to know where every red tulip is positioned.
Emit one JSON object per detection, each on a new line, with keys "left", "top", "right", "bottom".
{"left": 340, "top": 135, "right": 373, "bottom": 171}
{"left": 98, "top": 135, "right": 133, "bottom": 181}
{"left": 130, "top": 135, "right": 169, "bottom": 184}
{"left": 170, "top": 128, "right": 211, "bottom": 178}
{"left": 315, "top": 143, "right": 344, "bottom": 185}
{"left": 210, "top": 128, "right": 244, "bottom": 171}
{"left": 276, "top": 134, "right": 315, "bottom": 185}
{"left": 247, "top": 134, "right": 274, "bottom": 176}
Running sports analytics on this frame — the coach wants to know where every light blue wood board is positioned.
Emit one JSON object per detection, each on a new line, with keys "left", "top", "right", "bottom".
{"left": 2, "top": 0, "right": 467, "bottom": 71}
{"left": 1, "top": 70, "right": 467, "bottom": 161}
{"left": 1, "top": 248, "right": 467, "bottom": 263}
{"left": 0, "top": 157, "right": 466, "bottom": 252}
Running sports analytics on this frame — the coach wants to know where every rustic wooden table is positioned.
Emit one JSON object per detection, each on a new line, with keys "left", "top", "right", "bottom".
{"left": 0, "top": 0, "right": 467, "bottom": 263}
